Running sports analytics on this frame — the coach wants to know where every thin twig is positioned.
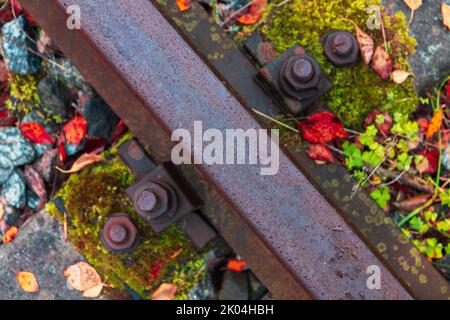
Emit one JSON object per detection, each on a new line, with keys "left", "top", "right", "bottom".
{"left": 275, "top": 0, "right": 292, "bottom": 7}
{"left": 251, "top": 108, "right": 300, "bottom": 133}
{"left": 219, "top": 0, "right": 257, "bottom": 27}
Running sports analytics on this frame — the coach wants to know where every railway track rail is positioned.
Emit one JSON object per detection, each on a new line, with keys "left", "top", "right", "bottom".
{"left": 20, "top": 0, "right": 450, "bottom": 299}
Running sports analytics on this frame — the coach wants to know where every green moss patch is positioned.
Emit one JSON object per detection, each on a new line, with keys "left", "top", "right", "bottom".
{"left": 260, "top": 0, "right": 418, "bottom": 129}
{"left": 46, "top": 157, "right": 206, "bottom": 299}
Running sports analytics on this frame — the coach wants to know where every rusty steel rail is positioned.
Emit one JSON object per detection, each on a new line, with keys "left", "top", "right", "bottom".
{"left": 20, "top": 0, "right": 449, "bottom": 299}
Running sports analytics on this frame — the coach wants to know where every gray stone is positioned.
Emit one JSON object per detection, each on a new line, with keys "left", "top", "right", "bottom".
{"left": 218, "top": 270, "right": 249, "bottom": 300}
{"left": 385, "top": 0, "right": 450, "bottom": 93}
{"left": 0, "top": 127, "right": 35, "bottom": 167}
{"left": 37, "top": 77, "right": 71, "bottom": 121}
{"left": 0, "top": 211, "right": 103, "bottom": 300}
{"left": 26, "top": 190, "right": 40, "bottom": 210}
{"left": 2, "top": 169, "right": 26, "bottom": 209}
{"left": 188, "top": 274, "right": 217, "bottom": 300}
{"left": 0, "top": 155, "right": 13, "bottom": 185}
{"left": 65, "top": 141, "right": 85, "bottom": 157}
{"left": 45, "top": 58, "right": 90, "bottom": 91}
{"left": 442, "top": 144, "right": 450, "bottom": 171}
{"left": 82, "top": 95, "right": 119, "bottom": 139}
{"left": 33, "top": 149, "right": 58, "bottom": 183}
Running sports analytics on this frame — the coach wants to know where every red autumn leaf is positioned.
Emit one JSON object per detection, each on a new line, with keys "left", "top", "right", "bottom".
{"left": 0, "top": 108, "right": 15, "bottom": 127}
{"left": 298, "top": 112, "right": 348, "bottom": 144}
{"left": 236, "top": 0, "right": 267, "bottom": 25}
{"left": 110, "top": 119, "right": 128, "bottom": 143}
{"left": 417, "top": 149, "right": 439, "bottom": 174}
{"left": 2, "top": 226, "right": 18, "bottom": 244}
{"left": 426, "top": 107, "right": 444, "bottom": 140}
{"left": 176, "top": 0, "right": 191, "bottom": 12}
{"left": 418, "top": 118, "right": 429, "bottom": 133}
{"left": 20, "top": 122, "right": 54, "bottom": 144}
{"left": 371, "top": 46, "right": 392, "bottom": 81}
{"left": 227, "top": 259, "right": 247, "bottom": 272}
{"left": 307, "top": 144, "right": 334, "bottom": 163}
{"left": 445, "top": 81, "right": 450, "bottom": 97}
{"left": 58, "top": 137, "right": 67, "bottom": 164}
{"left": 149, "top": 260, "right": 164, "bottom": 281}
{"left": 364, "top": 110, "right": 392, "bottom": 136}
{"left": 63, "top": 116, "right": 87, "bottom": 146}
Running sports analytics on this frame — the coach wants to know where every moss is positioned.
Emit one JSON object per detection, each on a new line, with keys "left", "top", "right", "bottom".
{"left": 46, "top": 157, "right": 206, "bottom": 299}
{"left": 258, "top": 0, "right": 418, "bottom": 129}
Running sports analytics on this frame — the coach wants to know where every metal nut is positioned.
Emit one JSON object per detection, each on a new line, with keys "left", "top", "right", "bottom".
{"left": 101, "top": 213, "right": 139, "bottom": 253}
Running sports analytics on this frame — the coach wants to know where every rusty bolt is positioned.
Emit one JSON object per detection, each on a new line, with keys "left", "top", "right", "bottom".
{"left": 136, "top": 189, "right": 159, "bottom": 212}
{"left": 279, "top": 54, "right": 322, "bottom": 100}
{"left": 323, "top": 30, "right": 359, "bottom": 67}
{"left": 101, "top": 214, "right": 139, "bottom": 254}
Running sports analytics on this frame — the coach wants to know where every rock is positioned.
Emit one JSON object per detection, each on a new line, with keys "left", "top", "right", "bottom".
{"left": 188, "top": 274, "right": 217, "bottom": 300}
{"left": 0, "top": 127, "right": 35, "bottom": 167}
{"left": 442, "top": 144, "right": 450, "bottom": 171}
{"left": 65, "top": 141, "right": 85, "bottom": 157}
{"left": 218, "top": 270, "right": 249, "bottom": 300}
{"left": 45, "top": 58, "right": 90, "bottom": 91}
{"left": 1, "top": 16, "right": 41, "bottom": 75}
{"left": 0, "top": 155, "right": 13, "bottom": 185}
{"left": 82, "top": 95, "right": 120, "bottom": 139}
{"left": 33, "top": 149, "right": 58, "bottom": 183}
{"left": 26, "top": 190, "right": 40, "bottom": 210}
{"left": 1, "top": 169, "right": 26, "bottom": 209}
{"left": 37, "top": 77, "right": 71, "bottom": 121}
{"left": 437, "top": 255, "right": 450, "bottom": 281}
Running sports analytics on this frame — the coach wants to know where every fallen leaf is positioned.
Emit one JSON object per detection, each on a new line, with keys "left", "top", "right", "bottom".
{"left": 64, "top": 261, "right": 102, "bottom": 292}
{"left": 151, "top": 283, "right": 178, "bottom": 300}
{"left": 307, "top": 144, "right": 334, "bottom": 164}
{"left": 2, "top": 226, "right": 18, "bottom": 244}
{"left": 82, "top": 284, "right": 103, "bottom": 298}
{"left": 56, "top": 153, "right": 105, "bottom": 174}
{"left": 355, "top": 25, "right": 374, "bottom": 65}
{"left": 443, "top": 3, "right": 450, "bottom": 29}
{"left": 417, "top": 149, "right": 439, "bottom": 174}
{"left": 24, "top": 166, "right": 47, "bottom": 211}
{"left": 364, "top": 110, "right": 393, "bottom": 137}
{"left": 176, "top": 0, "right": 190, "bottom": 12}
{"left": 0, "top": 108, "right": 15, "bottom": 127}
{"left": 393, "top": 194, "right": 430, "bottom": 212}
{"left": 16, "top": 272, "right": 39, "bottom": 293}
{"left": 236, "top": 0, "right": 267, "bottom": 25}
{"left": 298, "top": 112, "right": 348, "bottom": 144}
{"left": 58, "top": 137, "right": 67, "bottom": 164}
{"left": 426, "top": 107, "right": 444, "bottom": 140}
{"left": 391, "top": 70, "right": 411, "bottom": 84}
{"left": 371, "top": 46, "right": 393, "bottom": 81}
{"left": 19, "top": 122, "right": 54, "bottom": 144}
{"left": 170, "top": 248, "right": 184, "bottom": 260}
{"left": 63, "top": 116, "right": 87, "bottom": 146}
{"left": 417, "top": 118, "right": 429, "bottom": 132}
{"left": 149, "top": 259, "right": 164, "bottom": 281}
{"left": 403, "top": 0, "right": 422, "bottom": 24}
{"left": 227, "top": 259, "right": 247, "bottom": 272}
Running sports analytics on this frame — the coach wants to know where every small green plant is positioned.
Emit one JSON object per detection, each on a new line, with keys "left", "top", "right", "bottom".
{"left": 370, "top": 187, "right": 390, "bottom": 209}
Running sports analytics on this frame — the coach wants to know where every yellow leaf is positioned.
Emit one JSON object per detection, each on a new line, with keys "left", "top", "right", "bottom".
{"left": 82, "top": 284, "right": 104, "bottom": 298}
{"left": 443, "top": 3, "right": 450, "bottom": 29}
{"left": 176, "top": 0, "right": 190, "bottom": 12}
{"left": 426, "top": 107, "right": 444, "bottom": 140}
{"left": 64, "top": 261, "right": 102, "bottom": 292}
{"left": 151, "top": 283, "right": 178, "bottom": 300}
{"left": 56, "top": 153, "right": 105, "bottom": 174}
{"left": 391, "top": 70, "right": 411, "bottom": 84}
{"left": 17, "top": 272, "right": 40, "bottom": 293}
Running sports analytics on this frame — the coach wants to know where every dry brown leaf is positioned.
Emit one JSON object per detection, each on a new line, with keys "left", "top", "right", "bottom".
{"left": 391, "top": 70, "right": 411, "bottom": 84}
{"left": 371, "top": 46, "right": 393, "bottom": 81}
{"left": 56, "top": 153, "right": 105, "bottom": 174}
{"left": 64, "top": 261, "right": 102, "bottom": 292}
{"left": 82, "top": 284, "right": 104, "bottom": 298}
{"left": 443, "top": 3, "right": 450, "bottom": 29}
{"left": 355, "top": 25, "right": 374, "bottom": 65}
{"left": 17, "top": 272, "right": 40, "bottom": 293}
{"left": 404, "top": 0, "right": 422, "bottom": 23}
{"left": 151, "top": 283, "right": 178, "bottom": 300}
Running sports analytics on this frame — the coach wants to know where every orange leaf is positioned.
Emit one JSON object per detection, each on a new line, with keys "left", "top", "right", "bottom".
{"left": 56, "top": 153, "right": 105, "bottom": 174}
{"left": 442, "top": 3, "right": 450, "bottom": 29}
{"left": 20, "top": 122, "right": 54, "bottom": 144}
{"left": 63, "top": 116, "right": 87, "bottom": 146}
{"left": 426, "top": 107, "right": 444, "bottom": 140}
{"left": 2, "top": 226, "right": 18, "bottom": 244}
{"left": 16, "top": 272, "right": 40, "bottom": 293}
{"left": 64, "top": 261, "right": 102, "bottom": 292}
{"left": 227, "top": 258, "right": 247, "bottom": 272}
{"left": 176, "top": 0, "right": 190, "bottom": 12}
{"left": 151, "top": 283, "right": 178, "bottom": 300}
{"left": 236, "top": 0, "right": 267, "bottom": 25}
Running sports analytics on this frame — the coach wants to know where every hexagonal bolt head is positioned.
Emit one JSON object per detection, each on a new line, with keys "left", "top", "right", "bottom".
{"left": 331, "top": 33, "right": 354, "bottom": 57}
{"left": 291, "top": 59, "right": 315, "bottom": 83}
{"left": 101, "top": 214, "right": 139, "bottom": 254}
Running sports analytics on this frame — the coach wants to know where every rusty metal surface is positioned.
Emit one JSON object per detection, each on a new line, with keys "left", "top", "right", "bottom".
{"left": 152, "top": 1, "right": 450, "bottom": 299}
{"left": 20, "top": 0, "right": 428, "bottom": 299}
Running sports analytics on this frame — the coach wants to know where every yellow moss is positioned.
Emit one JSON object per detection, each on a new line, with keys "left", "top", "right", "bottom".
{"left": 257, "top": 0, "right": 418, "bottom": 129}
{"left": 46, "top": 157, "right": 206, "bottom": 299}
